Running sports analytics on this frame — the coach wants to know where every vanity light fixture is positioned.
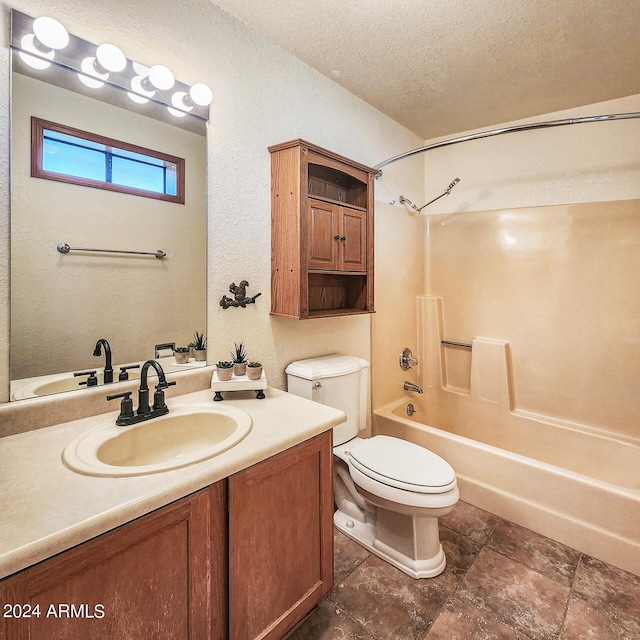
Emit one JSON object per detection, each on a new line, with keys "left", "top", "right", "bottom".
{"left": 141, "top": 64, "right": 175, "bottom": 92}
{"left": 95, "top": 43, "right": 127, "bottom": 73}
{"left": 169, "top": 83, "right": 214, "bottom": 116}
{"left": 79, "top": 44, "right": 127, "bottom": 89}
{"left": 18, "top": 15, "right": 69, "bottom": 70}
{"left": 11, "top": 9, "right": 213, "bottom": 123}
{"left": 32, "top": 16, "right": 69, "bottom": 51}
{"left": 78, "top": 56, "right": 108, "bottom": 88}
{"left": 186, "top": 83, "right": 214, "bottom": 107}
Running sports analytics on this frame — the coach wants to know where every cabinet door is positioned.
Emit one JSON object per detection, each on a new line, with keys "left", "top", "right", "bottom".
{"left": 228, "top": 431, "right": 333, "bottom": 640}
{"left": 340, "top": 208, "right": 367, "bottom": 271}
{"left": 0, "top": 484, "right": 226, "bottom": 640}
{"left": 307, "top": 201, "right": 338, "bottom": 270}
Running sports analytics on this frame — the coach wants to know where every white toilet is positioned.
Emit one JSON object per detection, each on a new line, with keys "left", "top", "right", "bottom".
{"left": 286, "top": 354, "right": 459, "bottom": 578}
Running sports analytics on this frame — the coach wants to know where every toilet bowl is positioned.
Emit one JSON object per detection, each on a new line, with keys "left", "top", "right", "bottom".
{"left": 286, "top": 355, "right": 459, "bottom": 579}
{"left": 333, "top": 435, "right": 458, "bottom": 578}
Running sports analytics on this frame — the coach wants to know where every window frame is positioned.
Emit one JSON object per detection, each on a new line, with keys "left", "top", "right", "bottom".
{"left": 31, "top": 117, "right": 186, "bottom": 204}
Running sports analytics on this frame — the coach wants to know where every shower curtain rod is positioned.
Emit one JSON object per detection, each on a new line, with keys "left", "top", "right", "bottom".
{"left": 373, "top": 111, "right": 640, "bottom": 176}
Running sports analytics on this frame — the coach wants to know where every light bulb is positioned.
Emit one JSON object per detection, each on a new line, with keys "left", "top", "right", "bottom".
{"left": 127, "top": 91, "right": 149, "bottom": 104}
{"left": 167, "top": 106, "right": 187, "bottom": 118}
{"left": 95, "top": 43, "right": 126, "bottom": 73}
{"left": 32, "top": 16, "right": 69, "bottom": 51}
{"left": 189, "top": 83, "right": 213, "bottom": 107}
{"left": 130, "top": 75, "right": 155, "bottom": 99}
{"left": 147, "top": 64, "right": 175, "bottom": 91}
{"left": 19, "top": 34, "right": 53, "bottom": 70}
{"left": 171, "top": 91, "right": 193, "bottom": 112}
{"left": 78, "top": 56, "right": 107, "bottom": 89}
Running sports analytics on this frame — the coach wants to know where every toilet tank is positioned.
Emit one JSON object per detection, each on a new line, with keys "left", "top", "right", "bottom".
{"left": 286, "top": 354, "right": 369, "bottom": 446}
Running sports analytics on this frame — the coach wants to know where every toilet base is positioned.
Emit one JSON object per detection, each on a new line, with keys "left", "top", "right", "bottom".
{"left": 334, "top": 510, "right": 447, "bottom": 579}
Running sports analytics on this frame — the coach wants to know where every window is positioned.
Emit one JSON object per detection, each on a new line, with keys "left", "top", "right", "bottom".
{"left": 31, "top": 117, "right": 185, "bottom": 203}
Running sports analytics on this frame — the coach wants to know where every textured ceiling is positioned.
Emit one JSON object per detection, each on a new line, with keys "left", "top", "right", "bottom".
{"left": 211, "top": 0, "right": 640, "bottom": 139}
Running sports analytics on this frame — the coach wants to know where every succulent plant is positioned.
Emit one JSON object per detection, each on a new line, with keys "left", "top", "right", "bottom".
{"left": 174, "top": 346, "right": 190, "bottom": 353}
{"left": 248, "top": 361, "right": 262, "bottom": 367}
{"left": 192, "top": 331, "right": 207, "bottom": 350}
{"left": 217, "top": 361, "right": 233, "bottom": 369}
{"left": 230, "top": 342, "right": 247, "bottom": 364}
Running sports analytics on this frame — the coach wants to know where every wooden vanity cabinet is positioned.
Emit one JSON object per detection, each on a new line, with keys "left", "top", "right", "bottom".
{"left": 0, "top": 482, "right": 227, "bottom": 640}
{"left": 0, "top": 433, "right": 333, "bottom": 640}
{"left": 270, "top": 139, "right": 376, "bottom": 319}
{"left": 228, "top": 431, "right": 333, "bottom": 640}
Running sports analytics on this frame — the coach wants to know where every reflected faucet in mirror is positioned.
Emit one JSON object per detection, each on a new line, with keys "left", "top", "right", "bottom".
{"left": 92, "top": 338, "right": 113, "bottom": 384}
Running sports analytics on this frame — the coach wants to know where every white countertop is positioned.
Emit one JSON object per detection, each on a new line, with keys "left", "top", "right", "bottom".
{"left": 0, "top": 387, "right": 345, "bottom": 579}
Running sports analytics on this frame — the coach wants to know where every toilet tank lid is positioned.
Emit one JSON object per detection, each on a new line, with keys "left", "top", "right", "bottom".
{"left": 286, "top": 354, "right": 369, "bottom": 380}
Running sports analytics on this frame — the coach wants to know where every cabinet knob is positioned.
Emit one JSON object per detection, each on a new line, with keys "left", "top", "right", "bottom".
{"left": 340, "top": 236, "right": 346, "bottom": 241}
{"left": 334, "top": 235, "right": 341, "bottom": 240}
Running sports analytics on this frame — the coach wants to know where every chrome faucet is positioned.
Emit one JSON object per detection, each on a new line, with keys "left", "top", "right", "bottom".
{"left": 93, "top": 338, "right": 114, "bottom": 384}
{"left": 107, "top": 360, "right": 176, "bottom": 426}
{"left": 403, "top": 381, "right": 423, "bottom": 394}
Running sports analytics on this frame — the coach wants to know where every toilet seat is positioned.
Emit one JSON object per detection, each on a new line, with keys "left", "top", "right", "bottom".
{"left": 348, "top": 435, "right": 457, "bottom": 494}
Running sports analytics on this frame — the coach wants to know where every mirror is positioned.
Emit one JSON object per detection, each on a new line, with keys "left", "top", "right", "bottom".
{"left": 9, "top": 14, "right": 207, "bottom": 400}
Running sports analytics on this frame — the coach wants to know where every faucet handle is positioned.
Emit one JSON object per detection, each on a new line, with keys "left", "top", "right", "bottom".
{"left": 118, "top": 364, "right": 141, "bottom": 381}
{"left": 152, "top": 381, "right": 175, "bottom": 412}
{"left": 74, "top": 370, "right": 98, "bottom": 387}
{"left": 106, "top": 391, "right": 134, "bottom": 424}
{"left": 399, "top": 348, "right": 419, "bottom": 371}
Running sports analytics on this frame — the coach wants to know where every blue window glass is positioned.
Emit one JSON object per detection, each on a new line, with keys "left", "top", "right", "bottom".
{"left": 32, "top": 118, "right": 184, "bottom": 203}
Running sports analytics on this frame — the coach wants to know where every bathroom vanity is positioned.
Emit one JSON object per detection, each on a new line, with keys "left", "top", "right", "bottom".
{"left": 0, "top": 387, "right": 341, "bottom": 640}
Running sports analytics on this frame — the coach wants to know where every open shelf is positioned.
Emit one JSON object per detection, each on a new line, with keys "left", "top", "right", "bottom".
{"left": 308, "top": 273, "right": 368, "bottom": 315}
{"left": 308, "top": 163, "right": 368, "bottom": 208}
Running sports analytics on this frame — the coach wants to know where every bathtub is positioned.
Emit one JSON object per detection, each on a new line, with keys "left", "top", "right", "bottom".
{"left": 374, "top": 396, "right": 640, "bottom": 576}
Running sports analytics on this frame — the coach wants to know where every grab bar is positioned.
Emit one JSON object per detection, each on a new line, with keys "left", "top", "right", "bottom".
{"left": 441, "top": 340, "right": 472, "bottom": 349}
{"left": 57, "top": 243, "right": 166, "bottom": 259}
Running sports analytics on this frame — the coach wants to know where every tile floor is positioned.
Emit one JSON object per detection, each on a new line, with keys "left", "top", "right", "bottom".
{"left": 287, "top": 501, "right": 640, "bottom": 640}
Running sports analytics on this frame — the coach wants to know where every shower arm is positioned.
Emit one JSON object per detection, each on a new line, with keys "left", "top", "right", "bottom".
{"left": 373, "top": 111, "right": 640, "bottom": 177}
{"left": 399, "top": 178, "right": 460, "bottom": 213}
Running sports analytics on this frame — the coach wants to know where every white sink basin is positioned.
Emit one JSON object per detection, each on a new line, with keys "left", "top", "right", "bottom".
{"left": 63, "top": 403, "right": 252, "bottom": 476}
{"left": 11, "top": 370, "right": 142, "bottom": 400}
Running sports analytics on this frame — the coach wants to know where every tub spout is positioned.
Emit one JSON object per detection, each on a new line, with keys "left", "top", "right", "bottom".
{"left": 404, "top": 381, "right": 423, "bottom": 394}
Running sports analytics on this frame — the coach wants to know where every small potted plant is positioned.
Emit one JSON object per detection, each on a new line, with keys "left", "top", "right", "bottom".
{"left": 192, "top": 331, "right": 207, "bottom": 362}
{"left": 230, "top": 341, "right": 248, "bottom": 376}
{"left": 174, "top": 346, "right": 190, "bottom": 364}
{"left": 246, "top": 361, "right": 263, "bottom": 380}
{"left": 216, "top": 361, "right": 233, "bottom": 381}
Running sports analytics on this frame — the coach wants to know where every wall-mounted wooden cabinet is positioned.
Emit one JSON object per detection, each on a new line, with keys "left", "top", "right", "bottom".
{"left": 270, "top": 139, "right": 376, "bottom": 319}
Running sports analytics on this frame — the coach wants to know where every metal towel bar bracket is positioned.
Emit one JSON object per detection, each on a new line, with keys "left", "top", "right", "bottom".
{"left": 57, "top": 243, "right": 166, "bottom": 259}
{"left": 441, "top": 339, "right": 472, "bottom": 349}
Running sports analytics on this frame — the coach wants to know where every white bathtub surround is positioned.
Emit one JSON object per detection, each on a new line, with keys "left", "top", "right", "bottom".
{"left": 372, "top": 294, "right": 640, "bottom": 576}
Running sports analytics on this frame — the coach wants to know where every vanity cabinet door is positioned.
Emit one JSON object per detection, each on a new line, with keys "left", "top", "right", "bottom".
{"left": 228, "top": 431, "right": 333, "bottom": 640}
{"left": 0, "top": 482, "right": 227, "bottom": 640}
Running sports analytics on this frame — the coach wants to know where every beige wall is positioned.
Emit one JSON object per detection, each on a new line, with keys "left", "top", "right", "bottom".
{"left": 422, "top": 94, "right": 640, "bottom": 215}
{"left": 371, "top": 202, "right": 426, "bottom": 409}
{"left": 11, "top": 74, "right": 206, "bottom": 379}
{"left": 418, "top": 96, "right": 640, "bottom": 442}
{"left": 0, "top": 0, "right": 424, "bottom": 402}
